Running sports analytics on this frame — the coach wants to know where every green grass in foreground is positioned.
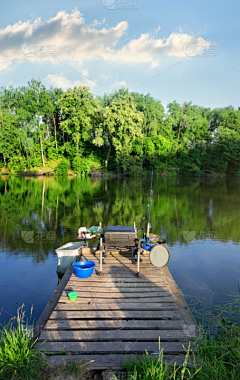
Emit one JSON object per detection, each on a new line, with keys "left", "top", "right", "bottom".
{"left": 0, "top": 306, "right": 46, "bottom": 380}
{"left": 122, "top": 325, "right": 240, "bottom": 380}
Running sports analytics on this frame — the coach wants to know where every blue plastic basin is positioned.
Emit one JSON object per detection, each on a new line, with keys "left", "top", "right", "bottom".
{"left": 72, "top": 260, "right": 96, "bottom": 278}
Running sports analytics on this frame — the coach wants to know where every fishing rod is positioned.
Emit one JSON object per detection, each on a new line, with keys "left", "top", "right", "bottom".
{"left": 147, "top": 168, "right": 154, "bottom": 239}
{"left": 137, "top": 168, "right": 154, "bottom": 241}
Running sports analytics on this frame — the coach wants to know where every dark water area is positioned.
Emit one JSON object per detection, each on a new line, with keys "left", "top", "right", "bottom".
{"left": 0, "top": 175, "right": 239, "bottom": 327}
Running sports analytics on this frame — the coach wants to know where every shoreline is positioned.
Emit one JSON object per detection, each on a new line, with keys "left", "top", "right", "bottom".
{"left": 0, "top": 169, "right": 228, "bottom": 178}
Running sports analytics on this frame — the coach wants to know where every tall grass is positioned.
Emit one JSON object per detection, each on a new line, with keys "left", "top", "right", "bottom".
{"left": 122, "top": 341, "right": 200, "bottom": 380}
{"left": 0, "top": 305, "right": 46, "bottom": 380}
{"left": 190, "top": 325, "right": 240, "bottom": 380}
{"left": 122, "top": 296, "right": 240, "bottom": 380}
{"left": 122, "top": 327, "right": 240, "bottom": 380}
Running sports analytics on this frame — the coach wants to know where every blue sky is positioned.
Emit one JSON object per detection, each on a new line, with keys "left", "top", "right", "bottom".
{"left": 1, "top": 0, "right": 240, "bottom": 108}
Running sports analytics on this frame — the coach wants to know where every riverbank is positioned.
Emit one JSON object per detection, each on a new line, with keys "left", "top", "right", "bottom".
{"left": 0, "top": 165, "right": 227, "bottom": 178}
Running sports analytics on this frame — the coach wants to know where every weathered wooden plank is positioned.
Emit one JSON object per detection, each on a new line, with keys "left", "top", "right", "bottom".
{"left": 38, "top": 329, "right": 190, "bottom": 342}
{"left": 94, "top": 264, "right": 157, "bottom": 268}
{"left": 79, "top": 273, "right": 165, "bottom": 278}
{"left": 92, "top": 265, "right": 161, "bottom": 270}
{"left": 64, "top": 286, "right": 170, "bottom": 293}
{"left": 35, "top": 340, "right": 192, "bottom": 354}
{"left": 81, "top": 259, "right": 137, "bottom": 264}
{"left": 60, "top": 291, "right": 173, "bottom": 299}
{"left": 69, "top": 277, "right": 167, "bottom": 283}
{"left": 44, "top": 319, "right": 185, "bottom": 330}
{"left": 46, "top": 353, "right": 187, "bottom": 369}
{"left": 54, "top": 300, "right": 177, "bottom": 311}
{"left": 81, "top": 254, "right": 134, "bottom": 258}
{"left": 67, "top": 284, "right": 168, "bottom": 291}
{"left": 68, "top": 281, "right": 168, "bottom": 288}
{"left": 82, "top": 256, "right": 150, "bottom": 261}
{"left": 95, "top": 261, "right": 151, "bottom": 265}
{"left": 93, "top": 269, "right": 165, "bottom": 274}
{"left": 54, "top": 302, "right": 177, "bottom": 311}
{"left": 58, "top": 296, "right": 175, "bottom": 303}
{"left": 49, "top": 310, "right": 181, "bottom": 319}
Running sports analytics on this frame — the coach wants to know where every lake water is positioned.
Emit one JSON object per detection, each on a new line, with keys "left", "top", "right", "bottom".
{"left": 0, "top": 175, "right": 239, "bottom": 327}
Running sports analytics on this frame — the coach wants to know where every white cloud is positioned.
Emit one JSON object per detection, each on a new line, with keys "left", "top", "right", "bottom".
{"left": 90, "top": 18, "right": 107, "bottom": 27}
{"left": 112, "top": 80, "right": 127, "bottom": 88}
{"left": 82, "top": 69, "right": 89, "bottom": 77}
{"left": 44, "top": 73, "right": 96, "bottom": 90}
{"left": 0, "top": 9, "right": 210, "bottom": 73}
{"left": 101, "top": 73, "right": 115, "bottom": 80}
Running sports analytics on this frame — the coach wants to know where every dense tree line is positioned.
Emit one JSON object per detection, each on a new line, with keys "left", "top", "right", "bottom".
{"left": 0, "top": 79, "right": 240, "bottom": 176}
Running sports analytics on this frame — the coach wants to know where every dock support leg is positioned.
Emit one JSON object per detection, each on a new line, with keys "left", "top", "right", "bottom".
{"left": 99, "top": 237, "right": 103, "bottom": 275}
{"left": 135, "top": 239, "right": 141, "bottom": 276}
{"left": 136, "top": 249, "right": 140, "bottom": 276}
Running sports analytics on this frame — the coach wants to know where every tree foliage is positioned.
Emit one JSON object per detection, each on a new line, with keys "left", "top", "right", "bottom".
{"left": 0, "top": 80, "right": 239, "bottom": 176}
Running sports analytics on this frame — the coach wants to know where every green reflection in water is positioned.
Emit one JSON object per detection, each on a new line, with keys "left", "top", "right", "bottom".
{"left": 0, "top": 175, "right": 240, "bottom": 264}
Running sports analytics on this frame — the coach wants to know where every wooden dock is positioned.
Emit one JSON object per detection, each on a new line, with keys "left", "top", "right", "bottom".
{"left": 35, "top": 248, "right": 198, "bottom": 370}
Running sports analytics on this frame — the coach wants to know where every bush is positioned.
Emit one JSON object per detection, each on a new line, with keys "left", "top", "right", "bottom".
{"left": 54, "top": 158, "right": 70, "bottom": 175}
{"left": 119, "top": 156, "right": 143, "bottom": 175}
{"left": 0, "top": 306, "right": 46, "bottom": 380}
{"left": 72, "top": 155, "right": 101, "bottom": 176}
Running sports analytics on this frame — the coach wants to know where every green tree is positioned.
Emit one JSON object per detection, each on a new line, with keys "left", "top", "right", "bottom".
{"left": 59, "top": 86, "right": 99, "bottom": 152}
{"left": 24, "top": 79, "right": 51, "bottom": 167}
{"left": 0, "top": 109, "right": 21, "bottom": 168}
{"left": 93, "top": 93, "right": 144, "bottom": 170}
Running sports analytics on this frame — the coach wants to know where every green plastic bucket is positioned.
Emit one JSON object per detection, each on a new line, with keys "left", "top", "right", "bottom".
{"left": 68, "top": 292, "right": 78, "bottom": 301}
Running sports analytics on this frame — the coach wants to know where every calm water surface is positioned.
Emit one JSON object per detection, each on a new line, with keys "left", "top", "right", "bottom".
{"left": 0, "top": 176, "right": 239, "bottom": 326}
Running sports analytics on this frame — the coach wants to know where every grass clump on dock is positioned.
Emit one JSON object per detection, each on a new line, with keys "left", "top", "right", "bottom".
{"left": 0, "top": 305, "right": 46, "bottom": 380}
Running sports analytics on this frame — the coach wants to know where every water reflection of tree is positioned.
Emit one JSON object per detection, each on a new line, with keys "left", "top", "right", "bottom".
{"left": 0, "top": 176, "right": 240, "bottom": 264}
